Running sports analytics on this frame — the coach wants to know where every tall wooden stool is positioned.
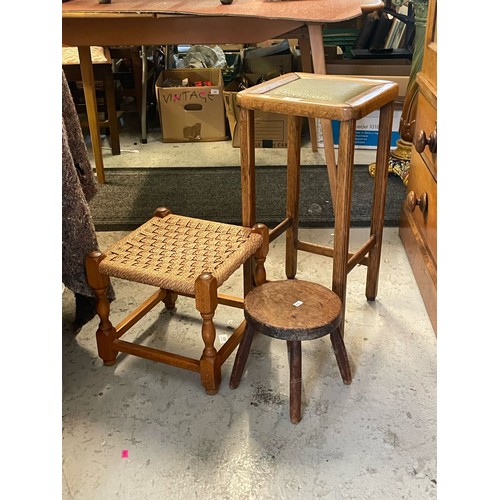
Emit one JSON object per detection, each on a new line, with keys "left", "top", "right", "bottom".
{"left": 230, "top": 279, "right": 351, "bottom": 424}
{"left": 85, "top": 208, "right": 269, "bottom": 395}
{"left": 237, "top": 72, "right": 399, "bottom": 338}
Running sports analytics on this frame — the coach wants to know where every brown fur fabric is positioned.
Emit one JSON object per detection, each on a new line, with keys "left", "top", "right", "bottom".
{"left": 62, "top": 70, "right": 114, "bottom": 301}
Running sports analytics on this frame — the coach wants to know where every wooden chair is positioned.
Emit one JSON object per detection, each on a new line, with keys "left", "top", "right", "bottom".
{"left": 62, "top": 46, "right": 121, "bottom": 155}
{"left": 237, "top": 72, "right": 399, "bottom": 338}
{"left": 230, "top": 279, "right": 351, "bottom": 424}
{"left": 85, "top": 208, "right": 269, "bottom": 395}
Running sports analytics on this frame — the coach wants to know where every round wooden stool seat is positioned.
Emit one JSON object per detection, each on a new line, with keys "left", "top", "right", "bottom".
{"left": 244, "top": 279, "right": 342, "bottom": 341}
{"left": 230, "top": 279, "right": 352, "bottom": 424}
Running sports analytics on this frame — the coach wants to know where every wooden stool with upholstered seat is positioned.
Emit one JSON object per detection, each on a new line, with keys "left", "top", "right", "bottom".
{"left": 85, "top": 208, "right": 269, "bottom": 395}
{"left": 230, "top": 279, "right": 352, "bottom": 424}
{"left": 62, "top": 46, "right": 121, "bottom": 155}
{"left": 237, "top": 72, "right": 399, "bottom": 339}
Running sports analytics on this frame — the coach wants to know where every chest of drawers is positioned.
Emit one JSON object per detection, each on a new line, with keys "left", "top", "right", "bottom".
{"left": 399, "top": 0, "right": 437, "bottom": 333}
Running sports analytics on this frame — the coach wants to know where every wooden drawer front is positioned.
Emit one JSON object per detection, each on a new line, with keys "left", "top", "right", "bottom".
{"left": 413, "top": 91, "right": 437, "bottom": 178}
{"left": 406, "top": 151, "right": 437, "bottom": 263}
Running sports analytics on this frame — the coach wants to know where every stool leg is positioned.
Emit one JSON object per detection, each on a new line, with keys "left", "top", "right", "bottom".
{"left": 240, "top": 107, "right": 257, "bottom": 295}
{"left": 366, "top": 102, "right": 394, "bottom": 301}
{"left": 288, "top": 340, "right": 302, "bottom": 424}
{"left": 156, "top": 209, "right": 177, "bottom": 312}
{"left": 330, "top": 327, "right": 352, "bottom": 385}
{"left": 103, "top": 68, "right": 121, "bottom": 156}
{"left": 85, "top": 251, "right": 118, "bottom": 366}
{"left": 286, "top": 115, "right": 302, "bottom": 280}
{"left": 332, "top": 119, "right": 356, "bottom": 337}
{"left": 195, "top": 273, "right": 221, "bottom": 395}
{"left": 252, "top": 223, "right": 269, "bottom": 287}
{"left": 162, "top": 290, "right": 178, "bottom": 311}
{"left": 229, "top": 322, "right": 255, "bottom": 389}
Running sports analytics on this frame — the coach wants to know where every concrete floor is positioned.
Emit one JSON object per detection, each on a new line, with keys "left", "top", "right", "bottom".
{"left": 62, "top": 114, "right": 436, "bottom": 499}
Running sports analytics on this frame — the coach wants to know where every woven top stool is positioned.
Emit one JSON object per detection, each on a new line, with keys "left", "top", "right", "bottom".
{"left": 230, "top": 279, "right": 352, "bottom": 424}
{"left": 85, "top": 208, "right": 269, "bottom": 395}
{"left": 237, "top": 72, "right": 399, "bottom": 339}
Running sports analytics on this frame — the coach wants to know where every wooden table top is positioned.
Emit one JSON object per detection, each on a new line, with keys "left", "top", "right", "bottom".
{"left": 62, "top": 0, "right": 383, "bottom": 23}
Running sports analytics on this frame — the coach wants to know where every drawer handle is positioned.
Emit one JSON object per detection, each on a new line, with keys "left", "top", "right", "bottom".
{"left": 406, "top": 191, "right": 428, "bottom": 214}
{"left": 414, "top": 128, "right": 437, "bottom": 154}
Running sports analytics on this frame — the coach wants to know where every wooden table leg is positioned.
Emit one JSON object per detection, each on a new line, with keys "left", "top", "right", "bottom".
{"left": 365, "top": 101, "right": 394, "bottom": 301}
{"left": 332, "top": 120, "right": 356, "bottom": 337}
{"left": 298, "top": 30, "right": 318, "bottom": 152}
{"left": 78, "top": 46, "right": 106, "bottom": 184}
{"left": 308, "top": 23, "right": 337, "bottom": 198}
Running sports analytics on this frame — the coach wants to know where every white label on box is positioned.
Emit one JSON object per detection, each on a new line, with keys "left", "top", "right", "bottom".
{"left": 210, "top": 89, "right": 220, "bottom": 95}
{"left": 316, "top": 108, "right": 402, "bottom": 150}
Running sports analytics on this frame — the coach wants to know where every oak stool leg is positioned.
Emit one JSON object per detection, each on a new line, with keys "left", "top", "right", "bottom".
{"left": 229, "top": 323, "right": 255, "bottom": 389}
{"left": 366, "top": 102, "right": 394, "bottom": 301}
{"left": 195, "top": 272, "right": 221, "bottom": 395}
{"left": 85, "top": 251, "right": 118, "bottom": 366}
{"left": 332, "top": 119, "right": 356, "bottom": 338}
{"left": 230, "top": 223, "right": 268, "bottom": 389}
{"left": 162, "top": 290, "right": 178, "bottom": 311}
{"left": 285, "top": 115, "right": 302, "bottom": 280}
{"left": 288, "top": 340, "right": 302, "bottom": 424}
{"left": 330, "top": 327, "right": 352, "bottom": 384}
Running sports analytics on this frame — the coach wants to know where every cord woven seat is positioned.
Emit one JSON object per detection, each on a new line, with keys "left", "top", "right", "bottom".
{"left": 86, "top": 208, "right": 269, "bottom": 395}
{"left": 99, "top": 213, "right": 263, "bottom": 295}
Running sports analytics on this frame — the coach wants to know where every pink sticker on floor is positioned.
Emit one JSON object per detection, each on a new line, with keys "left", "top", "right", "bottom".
{"left": 121, "top": 450, "right": 128, "bottom": 458}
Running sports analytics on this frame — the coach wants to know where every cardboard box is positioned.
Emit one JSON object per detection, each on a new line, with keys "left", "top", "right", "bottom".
{"left": 155, "top": 68, "right": 227, "bottom": 142}
{"left": 223, "top": 80, "right": 288, "bottom": 148}
{"left": 317, "top": 103, "right": 403, "bottom": 150}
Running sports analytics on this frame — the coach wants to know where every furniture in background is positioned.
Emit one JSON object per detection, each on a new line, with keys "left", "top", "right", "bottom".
{"left": 85, "top": 208, "right": 269, "bottom": 395}
{"left": 62, "top": 0, "right": 384, "bottom": 183}
{"left": 230, "top": 279, "right": 352, "bottom": 424}
{"left": 368, "top": 0, "right": 429, "bottom": 185}
{"left": 236, "top": 72, "right": 399, "bottom": 337}
{"left": 62, "top": 46, "right": 121, "bottom": 156}
{"left": 399, "top": 0, "right": 436, "bottom": 333}
{"left": 108, "top": 46, "right": 149, "bottom": 143}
